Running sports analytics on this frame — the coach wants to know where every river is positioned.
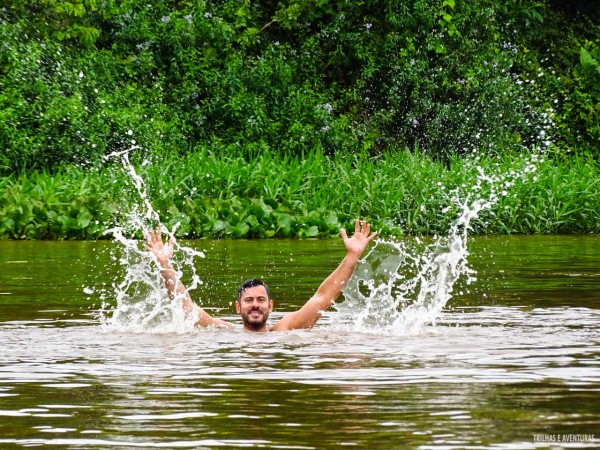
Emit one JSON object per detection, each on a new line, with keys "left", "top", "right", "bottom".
{"left": 0, "top": 236, "right": 598, "bottom": 448}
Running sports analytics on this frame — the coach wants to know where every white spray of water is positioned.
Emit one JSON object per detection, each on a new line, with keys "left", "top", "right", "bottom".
{"left": 97, "top": 148, "right": 205, "bottom": 333}
{"left": 333, "top": 155, "right": 541, "bottom": 336}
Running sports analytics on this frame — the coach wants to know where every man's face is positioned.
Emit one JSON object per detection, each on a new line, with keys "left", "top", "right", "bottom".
{"left": 235, "top": 285, "right": 273, "bottom": 331}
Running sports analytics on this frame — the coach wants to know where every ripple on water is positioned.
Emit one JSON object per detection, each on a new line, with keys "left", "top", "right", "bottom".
{"left": 0, "top": 305, "right": 598, "bottom": 449}
{"left": 1, "top": 305, "right": 598, "bottom": 387}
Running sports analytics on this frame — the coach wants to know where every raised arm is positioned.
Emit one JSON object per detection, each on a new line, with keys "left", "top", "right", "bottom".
{"left": 144, "top": 229, "right": 232, "bottom": 329}
{"left": 271, "top": 219, "right": 377, "bottom": 331}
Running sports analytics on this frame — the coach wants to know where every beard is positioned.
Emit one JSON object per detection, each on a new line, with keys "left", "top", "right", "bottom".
{"left": 241, "top": 308, "right": 270, "bottom": 331}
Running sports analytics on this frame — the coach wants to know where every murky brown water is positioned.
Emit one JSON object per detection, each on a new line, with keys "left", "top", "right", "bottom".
{"left": 0, "top": 236, "right": 598, "bottom": 448}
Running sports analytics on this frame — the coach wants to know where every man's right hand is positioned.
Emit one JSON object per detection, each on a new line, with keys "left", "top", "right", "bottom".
{"left": 144, "top": 229, "right": 175, "bottom": 267}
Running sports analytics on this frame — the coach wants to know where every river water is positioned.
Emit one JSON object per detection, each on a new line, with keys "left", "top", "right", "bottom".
{"left": 0, "top": 236, "right": 598, "bottom": 449}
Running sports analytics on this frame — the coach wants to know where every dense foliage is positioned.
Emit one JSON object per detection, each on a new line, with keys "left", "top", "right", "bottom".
{"left": 0, "top": 1, "right": 598, "bottom": 239}
{"left": 1, "top": 149, "right": 599, "bottom": 240}
{"left": 0, "top": 0, "right": 598, "bottom": 173}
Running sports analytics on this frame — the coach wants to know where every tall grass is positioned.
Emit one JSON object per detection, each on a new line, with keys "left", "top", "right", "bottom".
{"left": 491, "top": 156, "right": 600, "bottom": 234}
{"left": 1, "top": 149, "right": 599, "bottom": 239}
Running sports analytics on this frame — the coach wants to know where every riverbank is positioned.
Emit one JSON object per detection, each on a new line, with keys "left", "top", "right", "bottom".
{"left": 1, "top": 149, "right": 598, "bottom": 239}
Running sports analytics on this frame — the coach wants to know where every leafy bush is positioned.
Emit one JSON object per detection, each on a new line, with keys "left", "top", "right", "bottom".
{"left": 504, "top": 7, "right": 600, "bottom": 157}
{"left": 3, "top": 0, "right": 598, "bottom": 174}
{"left": 0, "top": 20, "right": 184, "bottom": 172}
{"left": 1, "top": 0, "right": 101, "bottom": 46}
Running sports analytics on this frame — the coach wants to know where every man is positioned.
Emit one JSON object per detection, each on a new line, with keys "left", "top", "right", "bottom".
{"left": 145, "top": 219, "right": 377, "bottom": 332}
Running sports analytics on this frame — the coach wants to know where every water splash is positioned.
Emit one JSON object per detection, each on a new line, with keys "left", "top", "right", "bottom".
{"left": 94, "top": 143, "right": 542, "bottom": 336}
{"left": 96, "top": 147, "right": 205, "bottom": 333}
{"left": 334, "top": 205, "right": 478, "bottom": 336}
{"left": 334, "top": 154, "right": 541, "bottom": 336}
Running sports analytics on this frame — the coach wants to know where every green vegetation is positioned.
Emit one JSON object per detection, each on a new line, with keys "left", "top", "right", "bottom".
{"left": 0, "top": 1, "right": 598, "bottom": 239}
{"left": 1, "top": 149, "right": 598, "bottom": 239}
{"left": 1, "top": 0, "right": 599, "bottom": 170}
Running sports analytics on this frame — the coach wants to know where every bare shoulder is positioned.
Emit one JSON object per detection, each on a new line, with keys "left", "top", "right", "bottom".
{"left": 269, "top": 304, "right": 322, "bottom": 332}
{"left": 268, "top": 310, "right": 298, "bottom": 332}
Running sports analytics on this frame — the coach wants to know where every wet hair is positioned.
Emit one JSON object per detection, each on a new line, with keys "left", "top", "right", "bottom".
{"left": 236, "top": 278, "right": 270, "bottom": 301}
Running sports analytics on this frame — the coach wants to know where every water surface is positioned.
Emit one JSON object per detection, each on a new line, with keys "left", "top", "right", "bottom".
{"left": 0, "top": 236, "right": 598, "bottom": 448}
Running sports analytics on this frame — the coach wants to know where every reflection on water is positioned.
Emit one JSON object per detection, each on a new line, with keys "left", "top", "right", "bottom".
{"left": 0, "top": 237, "right": 599, "bottom": 448}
